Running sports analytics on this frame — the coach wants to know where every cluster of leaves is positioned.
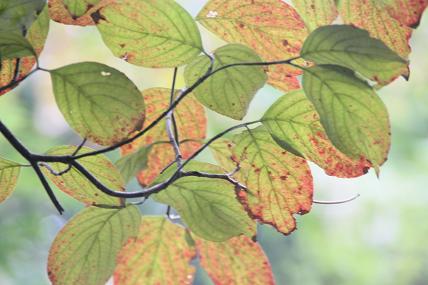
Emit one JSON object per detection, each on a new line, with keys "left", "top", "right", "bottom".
{"left": 0, "top": 0, "right": 426, "bottom": 284}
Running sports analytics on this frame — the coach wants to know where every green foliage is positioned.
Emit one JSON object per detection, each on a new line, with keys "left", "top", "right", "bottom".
{"left": 184, "top": 44, "right": 267, "bottom": 120}
{"left": 153, "top": 162, "right": 255, "bottom": 241}
{"left": 0, "top": 32, "right": 35, "bottom": 60}
{"left": 302, "top": 65, "right": 390, "bottom": 168}
{"left": 0, "top": 1, "right": 426, "bottom": 284}
{"left": 0, "top": 0, "right": 45, "bottom": 33}
{"left": 47, "top": 205, "right": 141, "bottom": 285}
{"left": 50, "top": 62, "right": 145, "bottom": 145}
{"left": 301, "top": 25, "right": 408, "bottom": 84}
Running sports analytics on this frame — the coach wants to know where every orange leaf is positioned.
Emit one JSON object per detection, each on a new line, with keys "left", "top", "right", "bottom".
{"left": 47, "top": 0, "right": 112, "bottom": 26}
{"left": 0, "top": 6, "right": 49, "bottom": 95}
{"left": 211, "top": 127, "right": 313, "bottom": 235}
{"left": 196, "top": 235, "right": 275, "bottom": 285}
{"left": 114, "top": 217, "right": 196, "bottom": 285}
{"left": 338, "top": 0, "right": 412, "bottom": 61}
{"left": 197, "top": 0, "right": 308, "bottom": 93}
{"left": 383, "top": 0, "right": 428, "bottom": 28}
{"left": 121, "top": 88, "right": 206, "bottom": 186}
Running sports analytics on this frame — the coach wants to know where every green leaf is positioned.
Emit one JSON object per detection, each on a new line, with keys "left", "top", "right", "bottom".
{"left": 92, "top": 0, "right": 203, "bottom": 67}
{"left": 184, "top": 44, "right": 267, "bottom": 120}
{"left": 0, "top": 0, "right": 46, "bottom": 34}
{"left": 42, "top": 146, "right": 125, "bottom": 206}
{"left": 300, "top": 25, "right": 408, "bottom": 85}
{"left": 50, "top": 62, "right": 145, "bottom": 145}
{"left": 302, "top": 65, "right": 391, "bottom": 168}
{"left": 115, "top": 145, "right": 152, "bottom": 184}
{"left": 210, "top": 127, "right": 313, "bottom": 235}
{"left": 153, "top": 161, "right": 255, "bottom": 242}
{"left": 0, "top": 157, "right": 21, "bottom": 203}
{"left": 262, "top": 90, "right": 372, "bottom": 178}
{"left": 114, "top": 217, "right": 197, "bottom": 285}
{"left": 47, "top": 205, "right": 141, "bottom": 285}
{"left": 0, "top": 32, "right": 36, "bottom": 60}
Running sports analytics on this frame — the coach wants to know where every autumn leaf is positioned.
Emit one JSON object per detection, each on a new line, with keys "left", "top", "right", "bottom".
{"left": 292, "top": 0, "right": 338, "bottom": 31}
{"left": 121, "top": 88, "right": 206, "bottom": 187}
{"left": 0, "top": 5, "right": 49, "bottom": 95}
{"left": 210, "top": 127, "right": 313, "bottom": 235}
{"left": 302, "top": 65, "right": 391, "bottom": 169}
{"left": 48, "top": 0, "right": 112, "bottom": 26}
{"left": 196, "top": 0, "right": 308, "bottom": 93}
{"left": 0, "top": 157, "right": 21, "bottom": 203}
{"left": 338, "top": 0, "right": 413, "bottom": 61}
{"left": 43, "top": 146, "right": 125, "bottom": 206}
{"left": 262, "top": 90, "right": 372, "bottom": 178}
{"left": 48, "top": 205, "right": 141, "bottom": 285}
{"left": 382, "top": 0, "right": 428, "bottom": 28}
{"left": 196, "top": 235, "right": 275, "bottom": 285}
{"left": 114, "top": 217, "right": 196, "bottom": 285}
{"left": 92, "top": 0, "right": 203, "bottom": 67}
{"left": 153, "top": 162, "right": 256, "bottom": 242}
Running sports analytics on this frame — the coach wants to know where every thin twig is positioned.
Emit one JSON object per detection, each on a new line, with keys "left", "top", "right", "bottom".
{"left": 313, "top": 194, "right": 361, "bottom": 205}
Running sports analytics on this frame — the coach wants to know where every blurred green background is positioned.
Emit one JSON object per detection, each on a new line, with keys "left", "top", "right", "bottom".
{"left": 1, "top": 1, "right": 427, "bottom": 284}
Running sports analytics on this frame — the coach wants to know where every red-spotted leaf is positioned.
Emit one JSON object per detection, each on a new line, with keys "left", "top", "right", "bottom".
{"left": 48, "top": 205, "right": 141, "bottom": 285}
{"left": 0, "top": 157, "right": 21, "bottom": 203}
{"left": 196, "top": 0, "right": 308, "bottom": 93}
{"left": 153, "top": 162, "right": 256, "bottom": 242}
{"left": 302, "top": 65, "right": 391, "bottom": 170}
{"left": 383, "top": 0, "right": 428, "bottom": 28}
{"left": 0, "top": 5, "right": 49, "bottom": 95}
{"left": 50, "top": 62, "right": 145, "bottom": 145}
{"left": 210, "top": 127, "right": 313, "bottom": 235}
{"left": 262, "top": 90, "right": 372, "bottom": 178}
{"left": 114, "top": 217, "right": 196, "bottom": 285}
{"left": 48, "top": 0, "right": 111, "bottom": 26}
{"left": 196, "top": 235, "right": 275, "bottom": 285}
{"left": 43, "top": 146, "right": 124, "bottom": 206}
{"left": 92, "top": 0, "right": 203, "bottom": 67}
{"left": 338, "top": 0, "right": 413, "bottom": 61}
{"left": 121, "top": 88, "right": 206, "bottom": 187}
{"left": 292, "top": 0, "right": 338, "bottom": 31}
